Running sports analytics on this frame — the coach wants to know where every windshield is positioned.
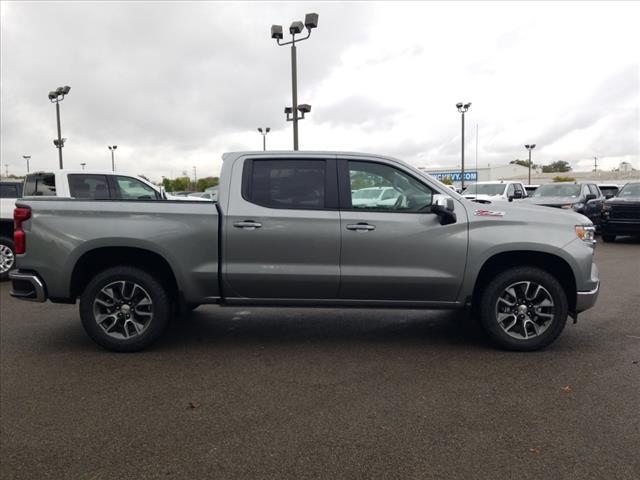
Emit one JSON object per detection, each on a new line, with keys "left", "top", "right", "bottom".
{"left": 462, "top": 184, "right": 506, "bottom": 196}
{"left": 352, "top": 188, "right": 382, "bottom": 200}
{"left": 533, "top": 184, "right": 581, "bottom": 198}
{"left": 617, "top": 183, "right": 640, "bottom": 198}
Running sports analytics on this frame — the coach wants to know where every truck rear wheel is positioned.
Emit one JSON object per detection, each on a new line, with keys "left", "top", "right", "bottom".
{"left": 79, "top": 266, "right": 170, "bottom": 352}
{"left": 0, "top": 237, "right": 15, "bottom": 280}
{"left": 478, "top": 267, "right": 568, "bottom": 351}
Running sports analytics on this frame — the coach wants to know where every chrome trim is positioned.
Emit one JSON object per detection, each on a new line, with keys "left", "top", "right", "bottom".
{"left": 9, "top": 271, "right": 47, "bottom": 302}
{"left": 576, "top": 281, "right": 600, "bottom": 313}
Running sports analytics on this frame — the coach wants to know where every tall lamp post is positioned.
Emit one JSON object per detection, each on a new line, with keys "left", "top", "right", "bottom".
{"left": 80, "top": 162, "right": 86, "bottom": 170}
{"left": 48, "top": 86, "right": 71, "bottom": 169}
{"left": 108, "top": 145, "right": 118, "bottom": 171}
{"left": 257, "top": 127, "right": 271, "bottom": 151}
{"left": 456, "top": 102, "right": 471, "bottom": 190}
{"left": 524, "top": 144, "right": 536, "bottom": 184}
{"left": 271, "top": 13, "right": 319, "bottom": 150}
{"left": 23, "top": 155, "right": 31, "bottom": 173}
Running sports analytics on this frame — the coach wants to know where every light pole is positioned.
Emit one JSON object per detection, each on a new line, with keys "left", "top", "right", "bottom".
{"left": 108, "top": 145, "right": 118, "bottom": 171}
{"left": 257, "top": 127, "right": 271, "bottom": 151}
{"left": 4, "top": 164, "right": 8, "bottom": 178}
{"left": 525, "top": 144, "right": 536, "bottom": 184}
{"left": 23, "top": 155, "right": 31, "bottom": 173}
{"left": 456, "top": 102, "right": 471, "bottom": 190}
{"left": 271, "top": 13, "right": 318, "bottom": 150}
{"left": 193, "top": 166, "right": 197, "bottom": 191}
{"left": 80, "top": 162, "right": 86, "bottom": 170}
{"left": 48, "top": 86, "right": 71, "bottom": 169}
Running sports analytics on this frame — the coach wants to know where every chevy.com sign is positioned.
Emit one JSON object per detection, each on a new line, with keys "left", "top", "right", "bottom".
{"left": 430, "top": 171, "right": 478, "bottom": 182}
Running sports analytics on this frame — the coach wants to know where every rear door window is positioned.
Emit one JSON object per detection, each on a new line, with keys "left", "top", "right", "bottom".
{"left": 243, "top": 159, "right": 327, "bottom": 209}
{"left": 68, "top": 175, "right": 111, "bottom": 199}
{"left": 0, "top": 184, "right": 19, "bottom": 198}
{"left": 23, "top": 173, "right": 57, "bottom": 196}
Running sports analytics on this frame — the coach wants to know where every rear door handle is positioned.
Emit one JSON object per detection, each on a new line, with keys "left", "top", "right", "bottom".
{"left": 346, "top": 223, "right": 376, "bottom": 231}
{"left": 233, "top": 220, "right": 262, "bottom": 230}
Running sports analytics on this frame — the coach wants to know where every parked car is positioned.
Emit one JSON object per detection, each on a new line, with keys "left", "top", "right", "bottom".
{"left": 351, "top": 186, "right": 401, "bottom": 207}
{"left": 597, "top": 183, "right": 621, "bottom": 199}
{"left": 461, "top": 181, "right": 527, "bottom": 202}
{"left": 187, "top": 192, "right": 216, "bottom": 201}
{"left": 0, "top": 180, "right": 23, "bottom": 279}
{"left": 10, "top": 151, "right": 599, "bottom": 352}
{"left": 600, "top": 182, "right": 640, "bottom": 242}
{"left": 523, "top": 182, "right": 605, "bottom": 228}
{"left": 524, "top": 184, "right": 540, "bottom": 196}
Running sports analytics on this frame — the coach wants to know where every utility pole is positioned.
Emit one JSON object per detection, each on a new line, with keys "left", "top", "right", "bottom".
{"left": 48, "top": 86, "right": 71, "bottom": 169}
{"left": 594, "top": 156, "right": 598, "bottom": 172}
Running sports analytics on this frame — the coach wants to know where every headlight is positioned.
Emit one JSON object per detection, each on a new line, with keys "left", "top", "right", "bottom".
{"left": 572, "top": 202, "right": 585, "bottom": 211}
{"left": 575, "top": 225, "right": 596, "bottom": 243}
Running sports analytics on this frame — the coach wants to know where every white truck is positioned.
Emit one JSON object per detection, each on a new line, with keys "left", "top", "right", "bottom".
{"left": 461, "top": 181, "right": 528, "bottom": 202}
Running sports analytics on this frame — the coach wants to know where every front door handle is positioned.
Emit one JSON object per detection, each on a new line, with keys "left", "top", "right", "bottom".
{"left": 346, "top": 223, "right": 376, "bottom": 232}
{"left": 233, "top": 220, "right": 262, "bottom": 230}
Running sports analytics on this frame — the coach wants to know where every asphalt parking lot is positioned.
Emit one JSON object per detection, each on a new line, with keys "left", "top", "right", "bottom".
{"left": 1, "top": 238, "right": 639, "bottom": 480}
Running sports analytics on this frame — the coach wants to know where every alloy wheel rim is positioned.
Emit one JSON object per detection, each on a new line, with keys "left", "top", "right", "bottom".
{"left": 495, "top": 281, "right": 555, "bottom": 340}
{"left": 0, "top": 245, "right": 14, "bottom": 274}
{"left": 92, "top": 281, "right": 154, "bottom": 340}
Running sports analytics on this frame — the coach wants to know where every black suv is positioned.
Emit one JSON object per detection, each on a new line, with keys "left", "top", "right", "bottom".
{"left": 522, "top": 182, "right": 605, "bottom": 228}
{"left": 600, "top": 182, "right": 640, "bottom": 242}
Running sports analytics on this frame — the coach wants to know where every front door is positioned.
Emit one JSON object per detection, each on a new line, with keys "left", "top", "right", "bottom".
{"left": 224, "top": 157, "right": 341, "bottom": 299}
{"left": 338, "top": 158, "right": 468, "bottom": 302}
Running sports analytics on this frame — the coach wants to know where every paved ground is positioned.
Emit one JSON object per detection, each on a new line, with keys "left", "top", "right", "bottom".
{"left": 1, "top": 238, "right": 639, "bottom": 480}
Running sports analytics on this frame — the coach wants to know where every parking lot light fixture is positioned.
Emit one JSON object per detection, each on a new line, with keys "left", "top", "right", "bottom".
{"left": 49, "top": 85, "right": 71, "bottom": 169}
{"left": 271, "top": 13, "right": 319, "bottom": 150}
{"left": 258, "top": 127, "right": 271, "bottom": 151}
{"left": 23, "top": 155, "right": 31, "bottom": 173}
{"left": 108, "top": 145, "right": 118, "bottom": 171}
{"left": 525, "top": 144, "right": 536, "bottom": 184}
{"left": 456, "top": 102, "right": 471, "bottom": 190}
{"left": 80, "top": 162, "right": 86, "bottom": 170}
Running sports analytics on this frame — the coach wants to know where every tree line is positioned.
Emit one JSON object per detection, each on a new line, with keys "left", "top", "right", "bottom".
{"left": 161, "top": 176, "right": 219, "bottom": 193}
{"left": 510, "top": 159, "right": 572, "bottom": 173}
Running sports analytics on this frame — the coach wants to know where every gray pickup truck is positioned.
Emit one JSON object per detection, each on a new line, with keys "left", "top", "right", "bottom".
{"left": 10, "top": 151, "right": 600, "bottom": 352}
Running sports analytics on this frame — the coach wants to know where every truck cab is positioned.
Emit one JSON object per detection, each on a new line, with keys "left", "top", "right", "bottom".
{"left": 461, "top": 181, "right": 527, "bottom": 202}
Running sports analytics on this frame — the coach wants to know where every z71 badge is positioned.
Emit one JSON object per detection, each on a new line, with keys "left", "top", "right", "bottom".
{"left": 474, "top": 209, "right": 505, "bottom": 217}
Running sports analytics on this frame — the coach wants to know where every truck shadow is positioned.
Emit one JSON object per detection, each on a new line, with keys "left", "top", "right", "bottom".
{"left": 158, "top": 307, "right": 490, "bottom": 351}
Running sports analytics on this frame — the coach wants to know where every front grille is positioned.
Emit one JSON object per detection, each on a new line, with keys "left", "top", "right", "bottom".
{"left": 610, "top": 205, "right": 640, "bottom": 221}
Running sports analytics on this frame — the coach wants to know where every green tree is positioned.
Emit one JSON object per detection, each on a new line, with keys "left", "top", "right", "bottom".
{"left": 510, "top": 159, "right": 538, "bottom": 169}
{"left": 552, "top": 175, "right": 576, "bottom": 182}
{"left": 196, "top": 176, "right": 219, "bottom": 192}
{"left": 441, "top": 176, "right": 453, "bottom": 185}
{"left": 542, "top": 161, "right": 572, "bottom": 173}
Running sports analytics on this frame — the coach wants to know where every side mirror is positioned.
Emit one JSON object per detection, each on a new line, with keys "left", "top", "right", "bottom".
{"left": 585, "top": 194, "right": 597, "bottom": 201}
{"left": 514, "top": 190, "right": 523, "bottom": 199}
{"left": 508, "top": 195, "right": 514, "bottom": 202}
{"left": 431, "top": 197, "right": 457, "bottom": 225}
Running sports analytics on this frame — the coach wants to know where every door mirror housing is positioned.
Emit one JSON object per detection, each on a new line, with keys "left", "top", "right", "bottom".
{"left": 513, "top": 190, "right": 523, "bottom": 199}
{"left": 431, "top": 196, "right": 457, "bottom": 225}
{"left": 585, "top": 193, "right": 597, "bottom": 202}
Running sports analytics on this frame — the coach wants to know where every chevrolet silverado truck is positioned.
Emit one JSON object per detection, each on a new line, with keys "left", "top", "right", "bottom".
{"left": 10, "top": 151, "right": 600, "bottom": 352}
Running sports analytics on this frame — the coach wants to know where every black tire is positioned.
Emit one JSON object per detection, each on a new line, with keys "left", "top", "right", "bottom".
{"left": 478, "top": 267, "right": 568, "bottom": 351}
{"left": 79, "top": 266, "right": 171, "bottom": 352}
{"left": 0, "top": 237, "right": 16, "bottom": 281}
{"left": 602, "top": 234, "right": 616, "bottom": 243}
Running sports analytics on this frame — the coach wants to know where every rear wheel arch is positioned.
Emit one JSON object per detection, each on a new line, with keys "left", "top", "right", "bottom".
{"left": 472, "top": 251, "right": 577, "bottom": 313}
{"left": 70, "top": 247, "right": 180, "bottom": 302}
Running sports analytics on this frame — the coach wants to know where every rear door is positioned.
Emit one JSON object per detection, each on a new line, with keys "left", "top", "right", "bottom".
{"left": 224, "top": 156, "right": 341, "bottom": 299}
{"left": 338, "top": 157, "right": 467, "bottom": 302}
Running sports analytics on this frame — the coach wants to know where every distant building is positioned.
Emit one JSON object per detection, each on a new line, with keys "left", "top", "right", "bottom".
{"left": 617, "top": 161, "right": 635, "bottom": 173}
{"left": 418, "top": 164, "right": 532, "bottom": 187}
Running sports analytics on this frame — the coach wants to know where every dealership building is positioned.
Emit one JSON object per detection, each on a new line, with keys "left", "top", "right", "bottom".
{"left": 418, "top": 164, "right": 532, "bottom": 188}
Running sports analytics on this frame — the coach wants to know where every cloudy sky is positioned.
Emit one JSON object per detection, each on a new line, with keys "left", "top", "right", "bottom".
{"left": 1, "top": 1, "right": 639, "bottom": 181}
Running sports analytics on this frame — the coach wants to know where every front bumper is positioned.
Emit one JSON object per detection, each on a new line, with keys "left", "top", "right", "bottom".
{"left": 576, "top": 281, "right": 599, "bottom": 312}
{"left": 9, "top": 270, "right": 47, "bottom": 302}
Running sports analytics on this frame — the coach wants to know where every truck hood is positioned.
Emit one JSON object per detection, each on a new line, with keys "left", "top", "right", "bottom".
{"left": 462, "top": 197, "right": 590, "bottom": 226}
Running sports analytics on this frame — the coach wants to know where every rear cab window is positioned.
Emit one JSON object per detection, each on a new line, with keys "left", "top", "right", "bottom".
{"left": 23, "top": 173, "right": 57, "bottom": 196}
{"left": 0, "top": 184, "right": 20, "bottom": 198}
{"left": 68, "top": 174, "right": 111, "bottom": 199}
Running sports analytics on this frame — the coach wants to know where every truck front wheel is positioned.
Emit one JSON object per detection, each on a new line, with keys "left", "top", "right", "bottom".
{"left": 0, "top": 237, "right": 15, "bottom": 280}
{"left": 79, "top": 266, "right": 170, "bottom": 352}
{"left": 478, "top": 267, "right": 568, "bottom": 351}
